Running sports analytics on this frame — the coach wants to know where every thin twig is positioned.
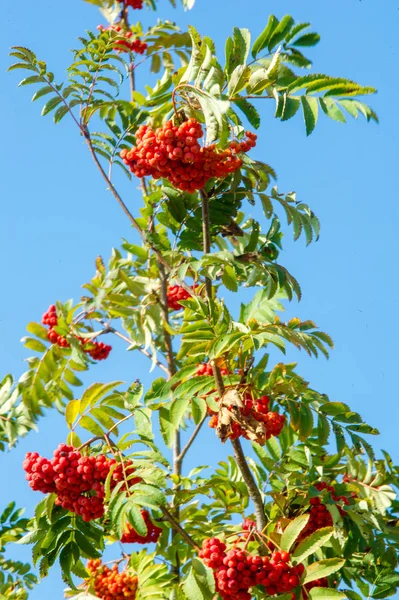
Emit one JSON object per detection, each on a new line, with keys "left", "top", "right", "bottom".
{"left": 83, "top": 127, "right": 171, "bottom": 271}
{"left": 176, "top": 417, "right": 207, "bottom": 466}
{"left": 78, "top": 414, "right": 134, "bottom": 451}
{"left": 161, "top": 507, "right": 200, "bottom": 551}
{"left": 105, "top": 325, "right": 169, "bottom": 375}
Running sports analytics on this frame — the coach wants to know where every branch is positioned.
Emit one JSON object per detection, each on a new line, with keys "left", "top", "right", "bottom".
{"left": 105, "top": 325, "right": 169, "bottom": 375}
{"left": 231, "top": 438, "right": 267, "bottom": 530}
{"left": 199, "top": 188, "right": 267, "bottom": 532}
{"left": 158, "top": 263, "right": 176, "bottom": 379}
{"left": 161, "top": 506, "right": 200, "bottom": 551}
{"left": 77, "top": 413, "right": 134, "bottom": 451}
{"left": 158, "top": 261, "right": 182, "bottom": 579}
{"left": 83, "top": 127, "right": 171, "bottom": 271}
{"left": 176, "top": 417, "right": 207, "bottom": 466}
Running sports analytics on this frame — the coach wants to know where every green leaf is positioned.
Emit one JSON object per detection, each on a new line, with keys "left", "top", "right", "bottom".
{"left": 226, "top": 28, "right": 251, "bottom": 75}
{"left": 54, "top": 104, "right": 70, "bottom": 124}
{"left": 222, "top": 265, "right": 238, "bottom": 292}
{"left": 268, "top": 15, "right": 294, "bottom": 51}
{"left": 41, "top": 96, "right": 63, "bottom": 116}
{"left": 159, "top": 406, "right": 176, "bottom": 448}
{"left": 280, "top": 514, "right": 310, "bottom": 552}
{"left": 79, "top": 415, "right": 105, "bottom": 436}
{"left": 298, "top": 403, "right": 314, "bottom": 441}
{"left": 18, "top": 75, "right": 43, "bottom": 86}
{"left": 309, "top": 589, "right": 346, "bottom": 600}
{"left": 319, "top": 98, "right": 346, "bottom": 123}
{"left": 233, "top": 98, "right": 260, "bottom": 128}
{"left": 192, "top": 397, "right": 207, "bottom": 425}
{"left": 187, "top": 87, "right": 229, "bottom": 144}
{"left": 318, "top": 414, "right": 330, "bottom": 445}
{"left": 292, "top": 527, "right": 334, "bottom": 563}
{"left": 170, "top": 398, "right": 190, "bottom": 429}
{"left": 80, "top": 381, "right": 123, "bottom": 412}
{"left": 292, "top": 33, "right": 321, "bottom": 47}
{"left": 228, "top": 65, "right": 251, "bottom": 96}
{"left": 281, "top": 97, "right": 301, "bottom": 121}
{"left": 251, "top": 15, "right": 278, "bottom": 58}
{"left": 127, "top": 504, "right": 148, "bottom": 537}
{"left": 26, "top": 322, "right": 50, "bottom": 341}
{"left": 304, "top": 558, "right": 346, "bottom": 584}
{"left": 65, "top": 399, "right": 81, "bottom": 428}
{"left": 301, "top": 96, "right": 319, "bottom": 135}
{"left": 23, "top": 338, "right": 47, "bottom": 353}
{"left": 183, "top": 559, "right": 215, "bottom": 600}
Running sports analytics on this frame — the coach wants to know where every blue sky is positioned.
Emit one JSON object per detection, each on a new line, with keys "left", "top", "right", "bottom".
{"left": 1, "top": 0, "right": 399, "bottom": 597}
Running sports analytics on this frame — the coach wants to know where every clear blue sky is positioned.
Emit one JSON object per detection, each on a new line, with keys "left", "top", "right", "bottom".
{"left": 1, "top": 0, "right": 399, "bottom": 598}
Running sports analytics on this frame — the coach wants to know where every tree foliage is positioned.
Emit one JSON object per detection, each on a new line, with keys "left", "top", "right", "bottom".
{"left": 4, "top": 1, "right": 398, "bottom": 599}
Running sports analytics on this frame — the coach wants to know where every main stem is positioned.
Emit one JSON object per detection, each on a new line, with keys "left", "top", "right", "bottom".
{"left": 158, "top": 261, "right": 182, "bottom": 579}
{"left": 200, "top": 189, "right": 267, "bottom": 532}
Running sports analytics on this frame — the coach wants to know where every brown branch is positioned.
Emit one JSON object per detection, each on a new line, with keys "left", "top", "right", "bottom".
{"left": 176, "top": 417, "right": 207, "bottom": 466}
{"left": 199, "top": 188, "right": 267, "bottom": 532}
{"left": 231, "top": 438, "right": 267, "bottom": 530}
{"left": 158, "top": 261, "right": 182, "bottom": 579}
{"left": 161, "top": 506, "right": 200, "bottom": 551}
{"left": 158, "top": 263, "right": 176, "bottom": 379}
{"left": 83, "top": 128, "right": 171, "bottom": 271}
{"left": 129, "top": 61, "right": 135, "bottom": 101}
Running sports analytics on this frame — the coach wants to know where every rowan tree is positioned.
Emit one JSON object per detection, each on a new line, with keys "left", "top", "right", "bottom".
{"left": 3, "top": 0, "right": 399, "bottom": 599}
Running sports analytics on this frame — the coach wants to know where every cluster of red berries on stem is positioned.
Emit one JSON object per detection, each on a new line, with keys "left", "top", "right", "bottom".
{"left": 121, "top": 509, "right": 162, "bottom": 544}
{"left": 300, "top": 482, "right": 352, "bottom": 539}
{"left": 23, "top": 444, "right": 140, "bottom": 522}
{"left": 97, "top": 25, "right": 147, "bottom": 54}
{"left": 199, "top": 538, "right": 303, "bottom": 599}
{"left": 123, "top": 0, "right": 143, "bottom": 8}
{"left": 196, "top": 363, "right": 230, "bottom": 377}
{"left": 167, "top": 285, "right": 193, "bottom": 311}
{"left": 87, "top": 560, "right": 138, "bottom": 600}
{"left": 42, "top": 305, "right": 112, "bottom": 361}
{"left": 120, "top": 118, "right": 257, "bottom": 193}
{"left": 209, "top": 392, "right": 285, "bottom": 442}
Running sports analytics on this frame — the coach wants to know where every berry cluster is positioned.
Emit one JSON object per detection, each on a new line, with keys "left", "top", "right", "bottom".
{"left": 241, "top": 518, "right": 257, "bottom": 539}
{"left": 42, "top": 305, "right": 112, "bottom": 361}
{"left": 167, "top": 285, "right": 192, "bottom": 311}
{"left": 87, "top": 341, "right": 113, "bottom": 361}
{"left": 300, "top": 482, "right": 352, "bottom": 539}
{"left": 196, "top": 363, "right": 230, "bottom": 377}
{"left": 124, "top": 0, "right": 143, "bottom": 8}
{"left": 120, "top": 119, "right": 257, "bottom": 192}
{"left": 87, "top": 560, "right": 138, "bottom": 600}
{"left": 97, "top": 25, "right": 147, "bottom": 54}
{"left": 209, "top": 392, "right": 285, "bottom": 442}
{"left": 121, "top": 509, "right": 162, "bottom": 544}
{"left": 43, "top": 305, "right": 70, "bottom": 347}
{"left": 199, "top": 538, "right": 303, "bottom": 599}
{"left": 23, "top": 444, "right": 140, "bottom": 522}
